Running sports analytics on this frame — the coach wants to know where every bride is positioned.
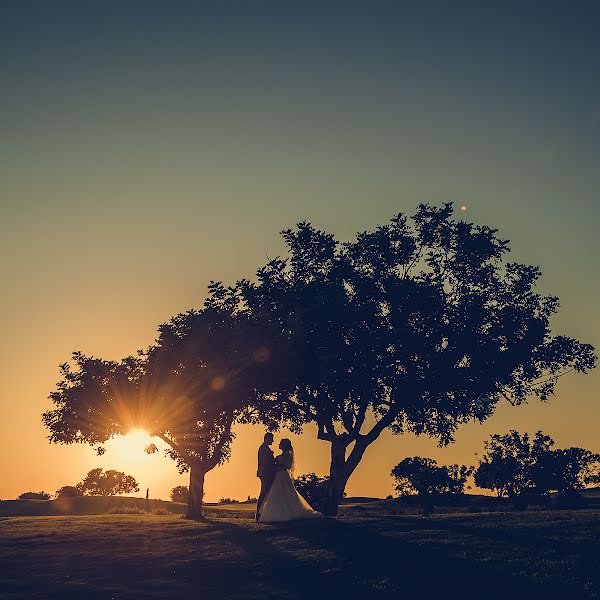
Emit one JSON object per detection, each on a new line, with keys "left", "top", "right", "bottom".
{"left": 258, "top": 438, "right": 320, "bottom": 523}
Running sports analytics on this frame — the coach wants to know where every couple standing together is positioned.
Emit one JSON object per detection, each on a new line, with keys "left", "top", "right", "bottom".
{"left": 255, "top": 433, "right": 320, "bottom": 523}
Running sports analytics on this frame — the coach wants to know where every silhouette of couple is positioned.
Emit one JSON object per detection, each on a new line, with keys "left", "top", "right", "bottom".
{"left": 256, "top": 432, "right": 319, "bottom": 523}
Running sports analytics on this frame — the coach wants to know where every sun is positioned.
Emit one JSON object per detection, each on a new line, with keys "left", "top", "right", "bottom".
{"left": 107, "top": 428, "right": 154, "bottom": 463}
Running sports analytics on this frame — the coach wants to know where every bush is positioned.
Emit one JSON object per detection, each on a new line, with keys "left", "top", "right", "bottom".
{"left": 391, "top": 457, "right": 473, "bottom": 497}
{"left": 295, "top": 473, "right": 346, "bottom": 511}
{"left": 151, "top": 508, "right": 169, "bottom": 515}
{"left": 109, "top": 506, "right": 145, "bottom": 514}
{"left": 17, "top": 491, "right": 51, "bottom": 500}
{"left": 552, "top": 489, "right": 586, "bottom": 510}
{"left": 170, "top": 486, "right": 189, "bottom": 504}
{"left": 55, "top": 486, "right": 83, "bottom": 499}
{"left": 218, "top": 498, "right": 239, "bottom": 504}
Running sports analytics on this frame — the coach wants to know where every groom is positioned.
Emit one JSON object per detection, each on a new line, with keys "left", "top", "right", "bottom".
{"left": 256, "top": 432, "right": 276, "bottom": 522}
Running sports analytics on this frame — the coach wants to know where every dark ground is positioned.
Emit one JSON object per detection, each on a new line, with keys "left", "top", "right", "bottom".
{"left": 1, "top": 506, "right": 598, "bottom": 599}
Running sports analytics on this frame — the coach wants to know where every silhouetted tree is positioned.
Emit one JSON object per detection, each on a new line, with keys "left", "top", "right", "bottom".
{"left": 76, "top": 468, "right": 139, "bottom": 496}
{"left": 474, "top": 431, "right": 554, "bottom": 499}
{"left": 17, "top": 491, "right": 51, "bottom": 500}
{"left": 170, "top": 485, "right": 189, "bottom": 504}
{"left": 55, "top": 485, "right": 83, "bottom": 499}
{"left": 391, "top": 457, "right": 472, "bottom": 497}
{"left": 240, "top": 204, "right": 596, "bottom": 515}
{"left": 294, "top": 473, "right": 345, "bottom": 510}
{"left": 43, "top": 284, "right": 282, "bottom": 518}
{"left": 532, "top": 446, "right": 600, "bottom": 494}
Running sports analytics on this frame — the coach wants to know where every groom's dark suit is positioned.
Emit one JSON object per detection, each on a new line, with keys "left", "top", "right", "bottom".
{"left": 256, "top": 442, "right": 276, "bottom": 521}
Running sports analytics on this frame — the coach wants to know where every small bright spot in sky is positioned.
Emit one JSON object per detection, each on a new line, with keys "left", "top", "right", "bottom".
{"left": 460, "top": 204, "right": 468, "bottom": 213}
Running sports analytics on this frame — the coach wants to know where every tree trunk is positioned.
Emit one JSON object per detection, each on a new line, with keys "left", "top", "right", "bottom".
{"left": 187, "top": 463, "right": 206, "bottom": 519}
{"left": 321, "top": 441, "right": 351, "bottom": 517}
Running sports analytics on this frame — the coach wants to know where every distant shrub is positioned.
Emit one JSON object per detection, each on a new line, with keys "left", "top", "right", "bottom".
{"left": 17, "top": 491, "right": 51, "bottom": 500}
{"left": 170, "top": 486, "right": 189, "bottom": 504}
{"left": 241, "top": 496, "right": 257, "bottom": 504}
{"left": 552, "top": 489, "right": 586, "bottom": 510}
{"left": 294, "top": 473, "right": 346, "bottom": 511}
{"left": 109, "top": 506, "right": 145, "bottom": 514}
{"left": 475, "top": 431, "right": 600, "bottom": 505}
{"left": 218, "top": 497, "right": 239, "bottom": 504}
{"left": 391, "top": 458, "right": 473, "bottom": 497}
{"left": 55, "top": 486, "right": 83, "bottom": 499}
{"left": 151, "top": 508, "right": 169, "bottom": 515}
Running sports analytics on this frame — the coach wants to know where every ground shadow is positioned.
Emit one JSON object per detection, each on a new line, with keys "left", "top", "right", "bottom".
{"left": 203, "top": 515, "right": 590, "bottom": 600}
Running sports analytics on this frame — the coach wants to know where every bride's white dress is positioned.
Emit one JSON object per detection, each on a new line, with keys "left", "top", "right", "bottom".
{"left": 259, "top": 451, "right": 319, "bottom": 523}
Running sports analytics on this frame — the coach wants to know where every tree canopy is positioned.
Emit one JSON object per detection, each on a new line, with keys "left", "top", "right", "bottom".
{"left": 391, "top": 457, "right": 472, "bottom": 497}
{"left": 43, "top": 284, "right": 284, "bottom": 517}
{"left": 475, "top": 430, "right": 600, "bottom": 499}
{"left": 55, "top": 486, "right": 83, "bottom": 499}
{"left": 43, "top": 204, "right": 596, "bottom": 517}
{"left": 76, "top": 468, "right": 139, "bottom": 497}
{"left": 170, "top": 486, "right": 189, "bottom": 504}
{"left": 17, "top": 491, "right": 51, "bottom": 500}
{"left": 239, "top": 204, "right": 596, "bottom": 515}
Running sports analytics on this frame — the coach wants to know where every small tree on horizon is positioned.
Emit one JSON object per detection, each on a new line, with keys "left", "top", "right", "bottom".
{"left": 474, "top": 430, "right": 554, "bottom": 499}
{"left": 17, "top": 491, "right": 51, "bottom": 500}
{"left": 55, "top": 485, "right": 83, "bottom": 499}
{"left": 391, "top": 457, "right": 473, "bottom": 497}
{"left": 240, "top": 204, "right": 596, "bottom": 515}
{"left": 294, "top": 473, "right": 345, "bottom": 511}
{"left": 531, "top": 446, "right": 600, "bottom": 495}
{"left": 76, "top": 468, "right": 139, "bottom": 497}
{"left": 170, "top": 486, "right": 189, "bottom": 504}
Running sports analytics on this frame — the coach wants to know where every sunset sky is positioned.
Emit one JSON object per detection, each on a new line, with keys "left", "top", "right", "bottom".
{"left": 1, "top": 2, "right": 599, "bottom": 502}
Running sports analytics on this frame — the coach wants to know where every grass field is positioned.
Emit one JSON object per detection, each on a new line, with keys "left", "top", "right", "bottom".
{"left": 1, "top": 504, "right": 598, "bottom": 599}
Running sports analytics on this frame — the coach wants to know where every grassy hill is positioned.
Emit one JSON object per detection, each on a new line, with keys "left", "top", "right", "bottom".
{"left": 0, "top": 495, "right": 384, "bottom": 517}
{"left": 0, "top": 496, "right": 188, "bottom": 517}
{"left": 1, "top": 509, "right": 598, "bottom": 599}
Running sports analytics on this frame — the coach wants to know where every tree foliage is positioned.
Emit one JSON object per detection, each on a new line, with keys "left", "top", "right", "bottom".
{"left": 43, "top": 284, "right": 284, "bottom": 517}
{"left": 474, "top": 431, "right": 554, "bottom": 499}
{"left": 76, "top": 468, "right": 139, "bottom": 497}
{"left": 55, "top": 485, "right": 83, "bottom": 499}
{"left": 391, "top": 457, "right": 473, "bottom": 497}
{"left": 239, "top": 204, "right": 596, "bottom": 515}
{"left": 170, "top": 486, "right": 189, "bottom": 504}
{"left": 17, "top": 491, "right": 51, "bottom": 500}
{"left": 294, "top": 473, "right": 345, "bottom": 510}
{"left": 534, "top": 447, "right": 600, "bottom": 492}
{"left": 474, "top": 430, "right": 600, "bottom": 499}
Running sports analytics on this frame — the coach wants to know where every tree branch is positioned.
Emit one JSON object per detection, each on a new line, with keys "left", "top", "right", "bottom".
{"left": 361, "top": 405, "right": 400, "bottom": 446}
{"left": 155, "top": 432, "right": 190, "bottom": 461}
{"left": 530, "top": 367, "right": 575, "bottom": 388}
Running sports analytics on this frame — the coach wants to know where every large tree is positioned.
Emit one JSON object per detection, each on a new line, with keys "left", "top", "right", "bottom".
{"left": 43, "top": 284, "right": 281, "bottom": 518}
{"left": 240, "top": 204, "right": 596, "bottom": 515}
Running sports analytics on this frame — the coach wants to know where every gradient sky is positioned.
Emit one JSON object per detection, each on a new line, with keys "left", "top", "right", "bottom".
{"left": 1, "top": 1, "right": 599, "bottom": 502}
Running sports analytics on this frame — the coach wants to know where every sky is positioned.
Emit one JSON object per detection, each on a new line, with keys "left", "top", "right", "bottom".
{"left": 1, "top": 1, "right": 599, "bottom": 502}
